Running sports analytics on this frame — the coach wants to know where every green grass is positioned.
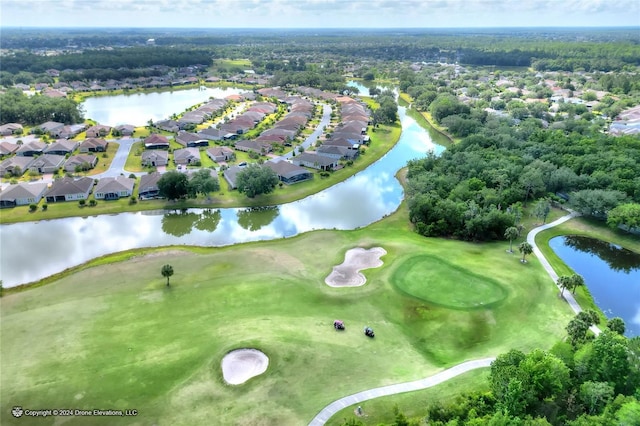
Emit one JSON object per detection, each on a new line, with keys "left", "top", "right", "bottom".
{"left": 87, "top": 143, "right": 120, "bottom": 175}
{"left": 326, "top": 368, "right": 490, "bottom": 425}
{"left": 392, "top": 255, "right": 508, "bottom": 309}
{"left": 1, "top": 201, "right": 575, "bottom": 425}
{"left": 124, "top": 141, "right": 145, "bottom": 172}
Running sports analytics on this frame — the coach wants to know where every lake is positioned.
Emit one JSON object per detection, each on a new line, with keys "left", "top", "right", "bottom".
{"left": 81, "top": 86, "right": 247, "bottom": 126}
{"left": 1, "top": 103, "right": 447, "bottom": 288}
{"left": 549, "top": 235, "right": 640, "bottom": 337}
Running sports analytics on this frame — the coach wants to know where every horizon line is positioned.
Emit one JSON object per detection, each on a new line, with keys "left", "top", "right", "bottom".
{"left": 2, "top": 25, "right": 639, "bottom": 30}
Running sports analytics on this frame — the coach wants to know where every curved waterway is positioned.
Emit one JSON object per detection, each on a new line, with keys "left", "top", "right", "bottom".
{"left": 1, "top": 106, "right": 446, "bottom": 288}
{"left": 549, "top": 235, "right": 640, "bottom": 337}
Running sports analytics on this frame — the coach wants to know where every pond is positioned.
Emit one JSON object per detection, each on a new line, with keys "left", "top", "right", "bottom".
{"left": 81, "top": 86, "right": 246, "bottom": 126}
{"left": 549, "top": 235, "right": 640, "bottom": 337}
{"left": 1, "top": 105, "right": 447, "bottom": 288}
{"left": 347, "top": 80, "right": 394, "bottom": 97}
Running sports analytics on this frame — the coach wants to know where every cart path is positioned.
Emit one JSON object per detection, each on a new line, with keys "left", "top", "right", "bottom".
{"left": 307, "top": 357, "right": 495, "bottom": 426}
{"left": 526, "top": 211, "right": 601, "bottom": 336}
{"left": 308, "top": 212, "right": 604, "bottom": 426}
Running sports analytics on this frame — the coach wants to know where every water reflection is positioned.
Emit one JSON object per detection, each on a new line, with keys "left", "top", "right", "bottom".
{"left": 194, "top": 209, "right": 222, "bottom": 232}
{"left": 82, "top": 86, "right": 246, "bottom": 126}
{"left": 237, "top": 206, "right": 279, "bottom": 231}
{"left": 1, "top": 106, "right": 443, "bottom": 288}
{"left": 549, "top": 235, "right": 640, "bottom": 337}
{"left": 563, "top": 236, "right": 640, "bottom": 273}
{"left": 162, "top": 210, "right": 201, "bottom": 237}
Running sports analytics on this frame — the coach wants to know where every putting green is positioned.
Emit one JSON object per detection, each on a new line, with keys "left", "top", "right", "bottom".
{"left": 391, "top": 254, "right": 508, "bottom": 309}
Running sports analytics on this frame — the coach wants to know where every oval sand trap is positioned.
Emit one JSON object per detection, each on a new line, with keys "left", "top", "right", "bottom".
{"left": 325, "top": 247, "right": 387, "bottom": 287}
{"left": 221, "top": 349, "right": 269, "bottom": 385}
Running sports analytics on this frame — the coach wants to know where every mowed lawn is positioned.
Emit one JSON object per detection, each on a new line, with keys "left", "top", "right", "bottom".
{"left": 0, "top": 204, "right": 574, "bottom": 426}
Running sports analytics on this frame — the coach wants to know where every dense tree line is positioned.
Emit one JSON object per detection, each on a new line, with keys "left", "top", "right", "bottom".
{"left": 1, "top": 47, "right": 213, "bottom": 74}
{"left": 406, "top": 117, "right": 640, "bottom": 240}
{"left": 342, "top": 318, "right": 639, "bottom": 426}
{"left": 4, "top": 28, "right": 639, "bottom": 75}
{"left": 0, "top": 89, "right": 84, "bottom": 125}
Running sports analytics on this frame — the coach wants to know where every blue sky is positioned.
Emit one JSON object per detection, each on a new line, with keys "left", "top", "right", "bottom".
{"left": 1, "top": 0, "right": 639, "bottom": 28}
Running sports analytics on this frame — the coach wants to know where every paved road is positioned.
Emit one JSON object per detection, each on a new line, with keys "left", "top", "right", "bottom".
{"left": 99, "top": 102, "right": 332, "bottom": 176}
{"left": 280, "top": 103, "right": 332, "bottom": 160}
{"left": 307, "top": 357, "right": 495, "bottom": 426}
{"left": 96, "top": 137, "right": 142, "bottom": 178}
{"left": 526, "top": 211, "right": 601, "bottom": 335}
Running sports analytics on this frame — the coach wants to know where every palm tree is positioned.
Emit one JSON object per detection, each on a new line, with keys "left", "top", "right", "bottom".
{"left": 504, "top": 226, "right": 519, "bottom": 253}
{"left": 557, "top": 275, "right": 572, "bottom": 296}
{"left": 518, "top": 242, "right": 533, "bottom": 263}
{"left": 161, "top": 264, "right": 174, "bottom": 287}
{"left": 570, "top": 274, "right": 585, "bottom": 294}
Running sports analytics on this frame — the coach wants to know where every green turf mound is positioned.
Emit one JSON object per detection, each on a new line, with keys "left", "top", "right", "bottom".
{"left": 391, "top": 255, "right": 508, "bottom": 309}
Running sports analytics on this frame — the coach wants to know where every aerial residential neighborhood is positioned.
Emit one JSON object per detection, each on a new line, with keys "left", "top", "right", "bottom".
{"left": 1, "top": 5, "right": 639, "bottom": 426}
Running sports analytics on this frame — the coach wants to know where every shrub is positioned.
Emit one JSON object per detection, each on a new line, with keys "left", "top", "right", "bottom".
{"left": 78, "top": 199, "right": 86, "bottom": 207}
{"left": 129, "top": 196, "right": 137, "bottom": 205}
{"left": 42, "top": 204, "right": 48, "bottom": 211}
{"left": 29, "top": 203, "right": 37, "bottom": 212}
{"left": 89, "top": 199, "right": 97, "bottom": 207}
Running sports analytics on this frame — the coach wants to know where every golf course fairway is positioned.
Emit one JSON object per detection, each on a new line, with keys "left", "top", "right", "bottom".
{"left": 0, "top": 203, "right": 574, "bottom": 425}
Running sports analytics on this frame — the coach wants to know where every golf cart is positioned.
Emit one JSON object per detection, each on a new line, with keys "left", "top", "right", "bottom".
{"left": 334, "top": 320, "right": 345, "bottom": 330}
{"left": 364, "top": 326, "right": 375, "bottom": 338}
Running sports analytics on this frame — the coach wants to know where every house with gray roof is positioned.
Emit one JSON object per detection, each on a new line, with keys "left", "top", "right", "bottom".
{"left": 0, "top": 123, "right": 23, "bottom": 136}
{"left": 44, "top": 176, "right": 94, "bottom": 202}
{"left": 79, "top": 138, "right": 108, "bottom": 153}
{"left": 234, "top": 139, "right": 272, "bottom": 154}
{"left": 291, "top": 152, "right": 337, "bottom": 171}
{"left": 155, "top": 119, "right": 179, "bottom": 133}
{"left": 28, "top": 154, "right": 66, "bottom": 174}
{"left": 16, "top": 140, "right": 46, "bottom": 157}
{"left": 264, "top": 160, "right": 313, "bottom": 185}
{"left": 0, "top": 182, "right": 49, "bottom": 208}
{"left": 44, "top": 139, "right": 79, "bottom": 156}
{"left": 206, "top": 146, "right": 235, "bottom": 163}
{"left": 173, "top": 148, "right": 201, "bottom": 165}
{"left": 175, "top": 131, "right": 201, "bottom": 147}
{"left": 138, "top": 172, "right": 162, "bottom": 199}
{"left": 197, "top": 127, "right": 236, "bottom": 141}
{"left": 114, "top": 124, "right": 135, "bottom": 136}
{"left": 37, "top": 121, "right": 65, "bottom": 136}
{"left": 94, "top": 176, "right": 135, "bottom": 200}
{"left": 57, "top": 124, "right": 87, "bottom": 139}
{"left": 64, "top": 154, "right": 98, "bottom": 173}
{"left": 86, "top": 125, "right": 112, "bottom": 138}
{"left": 0, "top": 156, "right": 34, "bottom": 176}
{"left": 0, "top": 141, "right": 19, "bottom": 157}
{"left": 317, "top": 145, "right": 359, "bottom": 161}
{"left": 223, "top": 165, "right": 245, "bottom": 190}
{"left": 141, "top": 150, "right": 169, "bottom": 167}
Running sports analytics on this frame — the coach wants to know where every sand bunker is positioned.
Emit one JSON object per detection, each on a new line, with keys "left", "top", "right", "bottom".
{"left": 221, "top": 349, "right": 269, "bottom": 385}
{"left": 325, "top": 247, "right": 387, "bottom": 287}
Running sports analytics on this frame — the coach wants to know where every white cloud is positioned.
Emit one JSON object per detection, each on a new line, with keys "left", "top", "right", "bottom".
{"left": 1, "top": 0, "right": 638, "bottom": 27}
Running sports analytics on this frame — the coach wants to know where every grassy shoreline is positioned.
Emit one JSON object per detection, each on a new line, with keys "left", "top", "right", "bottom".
{"left": 0, "top": 123, "right": 401, "bottom": 224}
{"left": 535, "top": 215, "right": 640, "bottom": 318}
{"left": 399, "top": 93, "right": 457, "bottom": 144}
